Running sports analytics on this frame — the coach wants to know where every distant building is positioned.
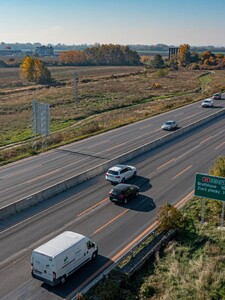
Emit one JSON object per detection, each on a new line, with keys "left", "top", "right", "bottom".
{"left": 35, "top": 46, "right": 54, "bottom": 56}
{"left": 168, "top": 47, "right": 179, "bottom": 60}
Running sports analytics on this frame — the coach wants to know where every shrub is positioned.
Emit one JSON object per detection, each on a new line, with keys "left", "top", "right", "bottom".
{"left": 156, "top": 69, "right": 168, "bottom": 77}
{"left": 157, "top": 203, "right": 187, "bottom": 232}
{"left": 151, "top": 82, "right": 161, "bottom": 89}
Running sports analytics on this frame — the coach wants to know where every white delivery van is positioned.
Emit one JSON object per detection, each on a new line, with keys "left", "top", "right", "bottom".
{"left": 31, "top": 231, "right": 98, "bottom": 286}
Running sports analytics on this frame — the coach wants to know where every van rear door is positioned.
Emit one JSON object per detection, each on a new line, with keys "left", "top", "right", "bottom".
{"left": 32, "top": 252, "right": 54, "bottom": 283}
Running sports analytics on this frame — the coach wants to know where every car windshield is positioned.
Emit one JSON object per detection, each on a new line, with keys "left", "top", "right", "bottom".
{"left": 112, "top": 189, "right": 122, "bottom": 195}
{"left": 165, "top": 121, "right": 173, "bottom": 125}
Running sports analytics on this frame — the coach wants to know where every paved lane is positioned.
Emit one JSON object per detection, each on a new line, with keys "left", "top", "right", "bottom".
{"left": 0, "top": 115, "right": 224, "bottom": 299}
{"left": 1, "top": 98, "right": 224, "bottom": 208}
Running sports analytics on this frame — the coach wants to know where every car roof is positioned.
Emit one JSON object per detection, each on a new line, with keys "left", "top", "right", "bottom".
{"left": 203, "top": 98, "right": 212, "bottom": 102}
{"left": 112, "top": 183, "right": 133, "bottom": 191}
{"left": 165, "top": 120, "right": 175, "bottom": 123}
{"left": 109, "top": 164, "right": 128, "bottom": 171}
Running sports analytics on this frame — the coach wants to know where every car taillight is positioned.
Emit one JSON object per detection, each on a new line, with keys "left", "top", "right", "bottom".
{"left": 119, "top": 194, "right": 124, "bottom": 199}
{"left": 53, "top": 272, "right": 56, "bottom": 279}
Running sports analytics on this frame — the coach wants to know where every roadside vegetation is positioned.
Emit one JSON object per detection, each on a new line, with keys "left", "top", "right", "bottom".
{"left": 1, "top": 43, "right": 225, "bottom": 166}
{"left": 82, "top": 156, "right": 225, "bottom": 300}
{"left": 1, "top": 65, "right": 225, "bottom": 165}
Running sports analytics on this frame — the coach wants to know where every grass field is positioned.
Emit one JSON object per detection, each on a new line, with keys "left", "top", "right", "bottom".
{"left": 1, "top": 66, "right": 225, "bottom": 164}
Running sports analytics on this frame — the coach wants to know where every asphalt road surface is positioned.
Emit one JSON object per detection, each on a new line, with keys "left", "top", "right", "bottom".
{"left": 0, "top": 114, "right": 224, "bottom": 299}
{"left": 1, "top": 98, "right": 225, "bottom": 208}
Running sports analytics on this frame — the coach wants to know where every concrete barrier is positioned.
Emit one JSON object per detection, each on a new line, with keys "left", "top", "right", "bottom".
{"left": 42, "top": 181, "right": 68, "bottom": 200}
{"left": 1, "top": 108, "right": 225, "bottom": 220}
{"left": 15, "top": 193, "right": 44, "bottom": 213}
{"left": 0, "top": 203, "right": 17, "bottom": 220}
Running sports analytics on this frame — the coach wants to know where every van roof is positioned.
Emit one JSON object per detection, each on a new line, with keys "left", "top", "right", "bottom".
{"left": 33, "top": 231, "right": 85, "bottom": 257}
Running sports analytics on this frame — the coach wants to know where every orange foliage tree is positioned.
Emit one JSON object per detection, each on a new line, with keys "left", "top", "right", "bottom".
{"left": 20, "top": 56, "right": 51, "bottom": 83}
{"left": 58, "top": 50, "right": 87, "bottom": 65}
{"left": 178, "top": 44, "right": 191, "bottom": 66}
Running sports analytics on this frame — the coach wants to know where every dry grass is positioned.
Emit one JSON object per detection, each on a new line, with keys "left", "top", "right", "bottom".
{"left": 138, "top": 240, "right": 225, "bottom": 300}
{"left": 1, "top": 66, "right": 225, "bottom": 163}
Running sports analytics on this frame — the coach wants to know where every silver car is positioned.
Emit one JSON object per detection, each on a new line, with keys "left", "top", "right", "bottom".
{"left": 161, "top": 120, "right": 178, "bottom": 131}
{"left": 202, "top": 98, "right": 213, "bottom": 107}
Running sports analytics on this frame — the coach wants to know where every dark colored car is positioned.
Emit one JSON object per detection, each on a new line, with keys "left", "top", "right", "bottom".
{"left": 213, "top": 93, "right": 221, "bottom": 100}
{"left": 109, "top": 183, "right": 139, "bottom": 204}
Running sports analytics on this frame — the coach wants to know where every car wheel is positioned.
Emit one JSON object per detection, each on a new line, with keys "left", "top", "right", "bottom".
{"left": 92, "top": 251, "right": 98, "bottom": 260}
{"left": 124, "top": 198, "right": 128, "bottom": 204}
{"left": 122, "top": 177, "right": 125, "bottom": 183}
{"left": 61, "top": 275, "right": 66, "bottom": 284}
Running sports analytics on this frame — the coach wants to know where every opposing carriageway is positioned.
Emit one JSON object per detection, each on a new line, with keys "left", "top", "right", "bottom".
{"left": 1, "top": 101, "right": 225, "bottom": 220}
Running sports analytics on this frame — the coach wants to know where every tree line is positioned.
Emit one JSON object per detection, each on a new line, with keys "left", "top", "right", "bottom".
{"left": 58, "top": 44, "right": 140, "bottom": 66}
{"left": 19, "top": 43, "right": 225, "bottom": 84}
{"left": 20, "top": 44, "right": 140, "bottom": 83}
{"left": 147, "top": 44, "right": 225, "bottom": 70}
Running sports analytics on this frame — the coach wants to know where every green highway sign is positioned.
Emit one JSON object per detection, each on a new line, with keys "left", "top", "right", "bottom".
{"left": 195, "top": 173, "right": 225, "bottom": 202}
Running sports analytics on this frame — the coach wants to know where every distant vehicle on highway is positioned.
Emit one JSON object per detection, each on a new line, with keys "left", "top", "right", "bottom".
{"left": 106, "top": 164, "right": 137, "bottom": 184}
{"left": 212, "top": 93, "right": 221, "bottom": 100}
{"left": 161, "top": 120, "right": 178, "bottom": 131}
{"left": 31, "top": 231, "right": 98, "bottom": 286}
{"left": 109, "top": 183, "right": 139, "bottom": 204}
{"left": 202, "top": 98, "right": 214, "bottom": 108}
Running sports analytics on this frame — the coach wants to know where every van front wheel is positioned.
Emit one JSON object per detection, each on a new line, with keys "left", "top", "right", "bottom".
{"left": 92, "top": 251, "right": 98, "bottom": 260}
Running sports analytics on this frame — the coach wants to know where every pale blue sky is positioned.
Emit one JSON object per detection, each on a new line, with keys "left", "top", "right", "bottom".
{"left": 1, "top": 0, "right": 224, "bottom": 46}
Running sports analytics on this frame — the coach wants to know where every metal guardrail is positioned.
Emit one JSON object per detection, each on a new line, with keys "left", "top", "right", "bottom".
{"left": 71, "top": 228, "right": 178, "bottom": 299}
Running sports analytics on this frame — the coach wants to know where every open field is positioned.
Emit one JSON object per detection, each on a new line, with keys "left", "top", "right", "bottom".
{"left": 1, "top": 66, "right": 225, "bottom": 164}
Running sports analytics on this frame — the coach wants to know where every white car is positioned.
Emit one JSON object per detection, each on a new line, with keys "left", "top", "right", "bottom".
{"left": 161, "top": 120, "right": 178, "bottom": 131}
{"left": 202, "top": 98, "right": 213, "bottom": 107}
{"left": 105, "top": 164, "right": 137, "bottom": 184}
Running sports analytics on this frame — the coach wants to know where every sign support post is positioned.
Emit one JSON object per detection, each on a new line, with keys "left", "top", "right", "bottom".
{"left": 221, "top": 202, "right": 225, "bottom": 228}
{"left": 201, "top": 198, "right": 206, "bottom": 224}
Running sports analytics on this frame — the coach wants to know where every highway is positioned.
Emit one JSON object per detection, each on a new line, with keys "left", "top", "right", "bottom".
{"left": 0, "top": 114, "right": 224, "bottom": 299}
{"left": 1, "top": 98, "right": 225, "bottom": 209}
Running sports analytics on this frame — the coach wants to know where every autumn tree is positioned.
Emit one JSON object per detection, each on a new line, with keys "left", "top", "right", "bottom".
{"left": 33, "top": 59, "right": 52, "bottom": 83}
{"left": 20, "top": 56, "right": 51, "bottom": 83}
{"left": 140, "top": 55, "right": 150, "bottom": 63}
{"left": 157, "top": 203, "right": 187, "bottom": 232}
{"left": 178, "top": 44, "right": 191, "bottom": 66}
{"left": 58, "top": 50, "right": 87, "bottom": 65}
{"left": 84, "top": 44, "right": 140, "bottom": 65}
{"left": 200, "top": 50, "right": 213, "bottom": 61}
{"left": 210, "top": 156, "right": 225, "bottom": 177}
